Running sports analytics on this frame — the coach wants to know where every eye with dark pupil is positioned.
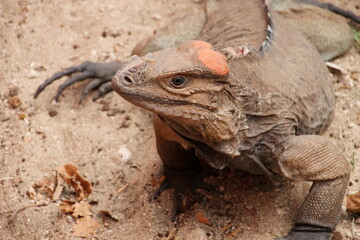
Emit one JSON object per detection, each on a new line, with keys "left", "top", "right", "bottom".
{"left": 171, "top": 77, "right": 185, "bottom": 86}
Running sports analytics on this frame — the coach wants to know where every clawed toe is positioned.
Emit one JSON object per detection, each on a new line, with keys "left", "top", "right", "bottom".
{"left": 34, "top": 61, "right": 123, "bottom": 102}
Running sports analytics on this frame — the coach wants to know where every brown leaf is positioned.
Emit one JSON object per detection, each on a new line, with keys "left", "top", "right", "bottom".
{"left": 72, "top": 201, "right": 92, "bottom": 218}
{"left": 57, "top": 164, "right": 92, "bottom": 201}
{"left": 347, "top": 191, "right": 360, "bottom": 213}
{"left": 195, "top": 212, "right": 211, "bottom": 225}
{"left": 27, "top": 186, "right": 37, "bottom": 200}
{"left": 59, "top": 200, "right": 76, "bottom": 214}
{"left": 72, "top": 215, "right": 100, "bottom": 238}
{"left": 59, "top": 200, "right": 99, "bottom": 238}
{"left": 99, "top": 210, "right": 119, "bottom": 222}
{"left": 30, "top": 175, "right": 57, "bottom": 200}
{"left": 53, "top": 174, "right": 65, "bottom": 200}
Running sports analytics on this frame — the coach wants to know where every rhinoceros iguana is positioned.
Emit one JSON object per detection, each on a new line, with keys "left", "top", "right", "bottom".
{"left": 35, "top": 0, "right": 360, "bottom": 239}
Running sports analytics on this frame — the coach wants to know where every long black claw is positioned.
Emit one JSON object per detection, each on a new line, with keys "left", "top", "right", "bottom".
{"left": 171, "top": 193, "right": 186, "bottom": 222}
{"left": 79, "top": 78, "right": 105, "bottom": 104}
{"left": 34, "top": 62, "right": 90, "bottom": 99}
{"left": 92, "top": 82, "right": 113, "bottom": 101}
{"left": 54, "top": 71, "right": 94, "bottom": 102}
{"left": 154, "top": 179, "right": 171, "bottom": 200}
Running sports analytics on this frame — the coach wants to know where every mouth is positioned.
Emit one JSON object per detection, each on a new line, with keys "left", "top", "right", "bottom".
{"left": 113, "top": 83, "right": 215, "bottom": 114}
{"left": 116, "top": 88, "right": 192, "bottom": 107}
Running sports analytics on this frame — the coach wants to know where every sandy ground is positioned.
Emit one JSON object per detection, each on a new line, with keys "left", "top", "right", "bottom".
{"left": 0, "top": 0, "right": 360, "bottom": 239}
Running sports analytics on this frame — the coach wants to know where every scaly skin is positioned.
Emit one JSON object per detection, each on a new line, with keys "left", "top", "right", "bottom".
{"left": 271, "top": 0, "right": 354, "bottom": 61}
{"left": 111, "top": 1, "right": 350, "bottom": 239}
{"left": 34, "top": 0, "right": 356, "bottom": 239}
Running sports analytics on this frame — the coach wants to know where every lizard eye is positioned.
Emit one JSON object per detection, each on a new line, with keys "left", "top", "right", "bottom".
{"left": 171, "top": 77, "right": 186, "bottom": 88}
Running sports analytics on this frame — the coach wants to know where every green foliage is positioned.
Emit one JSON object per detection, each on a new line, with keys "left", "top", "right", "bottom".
{"left": 349, "top": 152, "right": 357, "bottom": 171}
{"left": 352, "top": 28, "right": 360, "bottom": 49}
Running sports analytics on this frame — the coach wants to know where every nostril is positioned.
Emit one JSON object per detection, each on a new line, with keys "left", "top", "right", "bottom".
{"left": 124, "top": 75, "right": 133, "bottom": 84}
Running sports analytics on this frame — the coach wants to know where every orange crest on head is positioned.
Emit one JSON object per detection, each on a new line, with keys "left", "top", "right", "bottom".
{"left": 189, "top": 41, "right": 229, "bottom": 76}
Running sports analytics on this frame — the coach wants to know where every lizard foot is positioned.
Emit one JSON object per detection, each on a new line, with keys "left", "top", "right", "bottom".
{"left": 34, "top": 61, "right": 124, "bottom": 103}
{"left": 276, "top": 224, "right": 332, "bottom": 240}
{"left": 154, "top": 166, "right": 203, "bottom": 222}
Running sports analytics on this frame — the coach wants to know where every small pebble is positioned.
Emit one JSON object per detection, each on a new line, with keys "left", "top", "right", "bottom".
{"left": 34, "top": 65, "right": 47, "bottom": 71}
{"left": 27, "top": 69, "right": 38, "bottom": 79}
{"left": 183, "top": 227, "right": 207, "bottom": 240}
{"left": 117, "top": 146, "right": 132, "bottom": 163}
{"left": 66, "top": 215, "right": 74, "bottom": 223}
{"left": 18, "top": 112, "right": 26, "bottom": 120}
{"left": 48, "top": 108, "right": 58, "bottom": 117}
{"left": 276, "top": 208, "right": 286, "bottom": 215}
{"left": 151, "top": 13, "right": 161, "bottom": 20}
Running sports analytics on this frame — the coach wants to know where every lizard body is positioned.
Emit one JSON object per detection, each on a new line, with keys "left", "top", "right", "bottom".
{"left": 34, "top": 0, "right": 358, "bottom": 239}
{"left": 111, "top": 1, "right": 350, "bottom": 239}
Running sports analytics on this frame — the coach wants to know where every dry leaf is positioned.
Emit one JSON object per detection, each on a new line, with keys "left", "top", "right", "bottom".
{"left": 28, "top": 175, "right": 57, "bottom": 201}
{"left": 347, "top": 191, "right": 360, "bottom": 213}
{"left": 196, "top": 212, "right": 211, "bottom": 225}
{"left": 28, "top": 165, "right": 99, "bottom": 238}
{"left": 57, "top": 164, "right": 92, "bottom": 201}
{"left": 99, "top": 210, "right": 119, "bottom": 222}
{"left": 72, "top": 216, "right": 100, "bottom": 238}
{"left": 27, "top": 186, "right": 37, "bottom": 200}
{"left": 72, "top": 201, "right": 92, "bottom": 218}
{"left": 59, "top": 200, "right": 76, "bottom": 214}
{"left": 53, "top": 174, "right": 65, "bottom": 200}
{"left": 71, "top": 201, "right": 99, "bottom": 238}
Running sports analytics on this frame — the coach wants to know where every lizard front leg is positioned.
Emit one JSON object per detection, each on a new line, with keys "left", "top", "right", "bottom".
{"left": 153, "top": 115, "right": 202, "bottom": 221}
{"left": 34, "top": 61, "right": 124, "bottom": 102}
{"left": 276, "top": 135, "right": 350, "bottom": 240}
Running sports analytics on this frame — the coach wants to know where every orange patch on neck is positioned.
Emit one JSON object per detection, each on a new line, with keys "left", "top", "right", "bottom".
{"left": 197, "top": 48, "right": 229, "bottom": 76}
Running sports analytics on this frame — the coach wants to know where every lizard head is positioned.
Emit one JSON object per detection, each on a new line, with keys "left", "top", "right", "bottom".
{"left": 112, "top": 40, "right": 240, "bottom": 143}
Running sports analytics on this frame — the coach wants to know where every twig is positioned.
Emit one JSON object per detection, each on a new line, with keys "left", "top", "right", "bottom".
{"left": 116, "top": 183, "right": 129, "bottom": 194}
{"left": 166, "top": 228, "right": 176, "bottom": 240}
{"left": 0, "top": 177, "right": 15, "bottom": 181}
{"left": 8, "top": 202, "right": 48, "bottom": 224}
